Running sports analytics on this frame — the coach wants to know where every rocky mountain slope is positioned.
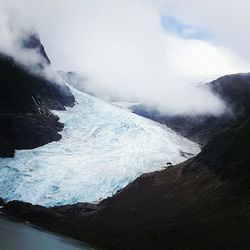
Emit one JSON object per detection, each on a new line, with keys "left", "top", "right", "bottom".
{"left": 0, "top": 35, "right": 75, "bottom": 157}
{"left": 131, "top": 73, "right": 250, "bottom": 146}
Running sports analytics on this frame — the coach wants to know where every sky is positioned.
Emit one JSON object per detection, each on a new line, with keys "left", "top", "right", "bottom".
{"left": 0, "top": 0, "right": 250, "bottom": 115}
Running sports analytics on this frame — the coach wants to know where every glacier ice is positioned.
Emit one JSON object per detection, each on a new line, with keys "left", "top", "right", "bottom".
{"left": 0, "top": 86, "right": 200, "bottom": 207}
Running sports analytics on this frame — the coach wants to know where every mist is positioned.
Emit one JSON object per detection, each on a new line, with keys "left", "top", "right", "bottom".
{"left": 1, "top": 0, "right": 250, "bottom": 115}
{"left": 0, "top": 5, "right": 63, "bottom": 84}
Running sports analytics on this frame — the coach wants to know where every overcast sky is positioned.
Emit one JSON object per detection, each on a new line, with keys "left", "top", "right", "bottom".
{"left": 1, "top": 0, "right": 250, "bottom": 115}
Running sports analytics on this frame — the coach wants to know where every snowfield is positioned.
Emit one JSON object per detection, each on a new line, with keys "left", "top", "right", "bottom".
{"left": 0, "top": 86, "right": 200, "bottom": 207}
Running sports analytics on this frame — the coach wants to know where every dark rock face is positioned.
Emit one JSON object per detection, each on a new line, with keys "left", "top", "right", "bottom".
{"left": 195, "top": 119, "right": 250, "bottom": 179}
{"left": 0, "top": 114, "right": 63, "bottom": 152}
{"left": 0, "top": 37, "right": 75, "bottom": 157}
{"left": 0, "top": 54, "right": 75, "bottom": 113}
{"left": 0, "top": 197, "right": 5, "bottom": 206}
{"left": 210, "top": 73, "right": 250, "bottom": 116}
{"left": 22, "top": 33, "right": 51, "bottom": 64}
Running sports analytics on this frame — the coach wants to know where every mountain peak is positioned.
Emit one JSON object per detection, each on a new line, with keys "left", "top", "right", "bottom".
{"left": 22, "top": 33, "right": 51, "bottom": 64}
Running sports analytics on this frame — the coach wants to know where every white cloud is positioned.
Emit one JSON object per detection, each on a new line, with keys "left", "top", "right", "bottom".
{"left": 0, "top": 3, "right": 63, "bottom": 84}
{"left": 156, "top": 0, "right": 250, "bottom": 60}
{"left": 0, "top": 0, "right": 249, "bottom": 115}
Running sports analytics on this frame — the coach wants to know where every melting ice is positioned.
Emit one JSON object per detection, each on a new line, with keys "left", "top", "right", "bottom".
{"left": 0, "top": 86, "right": 200, "bottom": 207}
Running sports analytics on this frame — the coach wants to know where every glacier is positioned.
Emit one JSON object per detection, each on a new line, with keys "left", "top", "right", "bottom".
{"left": 0, "top": 86, "right": 200, "bottom": 207}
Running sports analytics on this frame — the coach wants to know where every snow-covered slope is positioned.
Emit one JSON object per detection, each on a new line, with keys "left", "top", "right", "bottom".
{"left": 0, "top": 86, "right": 200, "bottom": 207}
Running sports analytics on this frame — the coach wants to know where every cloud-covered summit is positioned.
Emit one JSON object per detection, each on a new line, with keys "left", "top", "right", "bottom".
{"left": 1, "top": 0, "right": 249, "bottom": 115}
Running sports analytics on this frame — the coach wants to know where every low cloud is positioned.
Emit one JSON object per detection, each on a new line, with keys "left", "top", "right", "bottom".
{"left": 0, "top": 5, "right": 62, "bottom": 84}
{"left": 1, "top": 0, "right": 249, "bottom": 115}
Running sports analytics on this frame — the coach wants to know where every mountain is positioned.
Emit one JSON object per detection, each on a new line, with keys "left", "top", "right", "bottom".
{"left": 3, "top": 72, "right": 250, "bottom": 250}
{"left": 22, "top": 33, "right": 51, "bottom": 64}
{"left": 0, "top": 34, "right": 75, "bottom": 157}
{"left": 131, "top": 73, "right": 250, "bottom": 146}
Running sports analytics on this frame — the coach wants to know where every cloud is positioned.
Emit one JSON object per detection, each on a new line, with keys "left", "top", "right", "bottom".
{"left": 156, "top": 0, "right": 250, "bottom": 61}
{"left": 0, "top": 4, "right": 63, "bottom": 84}
{"left": 0, "top": 0, "right": 249, "bottom": 115}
